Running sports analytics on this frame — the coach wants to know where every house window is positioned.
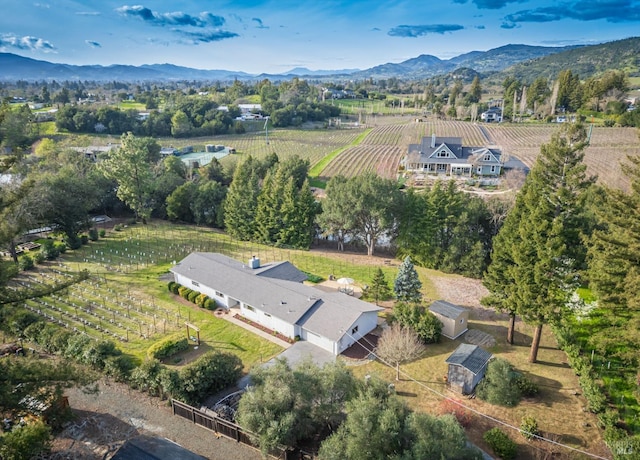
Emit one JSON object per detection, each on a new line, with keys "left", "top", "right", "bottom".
{"left": 245, "top": 305, "right": 255, "bottom": 312}
{"left": 484, "top": 154, "right": 491, "bottom": 161}
{"left": 490, "top": 165, "right": 496, "bottom": 173}
{"left": 351, "top": 325, "right": 359, "bottom": 334}
{"left": 477, "top": 166, "right": 482, "bottom": 174}
{"left": 438, "top": 150, "right": 448, "bottom": 158}
{"left": 191, "top": 281, "right": 199, "bottom": 287}
{"left": 437, "top": 164, "right": 446, "bottom": 172}
{"left": 215, "top": 291, "right": 223, "bottom": 297}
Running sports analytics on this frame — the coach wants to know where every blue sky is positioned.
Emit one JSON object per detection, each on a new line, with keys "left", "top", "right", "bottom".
{"left": 1, "top": 0, "right": 639, "bottom": 74}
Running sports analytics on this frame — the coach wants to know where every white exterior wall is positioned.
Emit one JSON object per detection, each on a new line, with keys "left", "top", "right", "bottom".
{"left": 240, "top": 303, "right": 296, "bottom": 339}
{"left": 173, "top": 273, "right": 231, "bottom": 308}
{"left": 336, "top": 311, "right": 379, "bottom": 354}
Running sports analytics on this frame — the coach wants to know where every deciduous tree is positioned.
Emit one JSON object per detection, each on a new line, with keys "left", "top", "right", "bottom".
{"left": 98, "top": 133, "right": 160, "bottom": 223}
{"left": 376, "top": 324, "right": 424, "bottom": 380}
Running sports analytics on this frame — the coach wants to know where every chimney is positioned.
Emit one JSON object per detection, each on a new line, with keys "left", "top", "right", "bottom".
{"left": 249, "top": 255, "right": 260, "bottom": 269}
{"left": 431, "top": 133, "right": 436, "bottom": 148}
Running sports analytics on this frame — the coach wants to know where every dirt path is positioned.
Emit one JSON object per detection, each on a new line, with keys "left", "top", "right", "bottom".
{"left": 52, "top": 380, "right": 262, "bottom": 460}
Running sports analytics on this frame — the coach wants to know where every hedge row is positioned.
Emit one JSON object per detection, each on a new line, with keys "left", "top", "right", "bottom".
{"left": 147, "top": 333, "right": 189, "bottom": 360}
{"left": 1, "top": 305, "right": 241, "bottom": 407}
{"left": 550, "top": 324, "right": 640, "bottom": 458}
{"left": 169, "top": 282, "right": 215, "bottom": 310}
{"left": 554, "top": 326, "right": 608, "bottom": 415}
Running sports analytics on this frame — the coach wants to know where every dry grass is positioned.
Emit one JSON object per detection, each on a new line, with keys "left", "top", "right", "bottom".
{"left": 345, "top": 278, "right": 611, "bottom": 460}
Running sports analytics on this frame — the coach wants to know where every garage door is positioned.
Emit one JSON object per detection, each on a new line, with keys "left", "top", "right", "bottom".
{"left": 301, "top": 328, "right": 334, "bottom": 354}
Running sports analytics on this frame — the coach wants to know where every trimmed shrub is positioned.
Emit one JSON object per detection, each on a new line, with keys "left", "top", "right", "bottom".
{"left": 187, "top": 290, "right": 199, "bottom": 303}
{"left": 178, "top": 286, "right": 192, "bottom": 299}
{"left": 147, "top": 333, "right": 189, "bottom": 360}
{"left": 88, "top": 228, "right": 99, "bottom": 241}
{"left": 99, "top": 229, "right": 106, "bottom": 238}
{"left": 203, "top": 298, "right": 215, "bottom": 310}
{"left": 483, "top": 428, "right": 517, "bottom": 460}
{"left": 520, "top": 415, "right": 540, "bottom": 440}
{"left": 168, "top": 281, "right": 177, "bottom": 292}
{"left": 114, "top": 224, "right": 123, "bottom": 232}
{"left": 170, "top": 282, "right": 181, "bottom": 295}
{"left": 80, "top": 234, "right": 89, "bottom": 245}
{"left": 19, "top": 254, "right": 35, "bottom": 271}
{"left": 195, "top": 294, "right": 209, "bottom": 308}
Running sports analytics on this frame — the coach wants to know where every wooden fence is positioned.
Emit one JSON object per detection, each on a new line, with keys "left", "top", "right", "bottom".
{"left": 171, "top": 399, "right": 315, "bottom": 459}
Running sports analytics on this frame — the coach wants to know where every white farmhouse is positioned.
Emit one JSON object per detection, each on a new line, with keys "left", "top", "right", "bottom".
{"left": 170, "top": 253, "right": 382, "bottom": 355}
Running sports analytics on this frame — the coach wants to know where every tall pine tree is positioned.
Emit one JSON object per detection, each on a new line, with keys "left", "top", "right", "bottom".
{"left": 484, "top": 123, "right": 593, "bottom": 362}
{"left": 224, "top": 156, "right": 260, "bottom": 240}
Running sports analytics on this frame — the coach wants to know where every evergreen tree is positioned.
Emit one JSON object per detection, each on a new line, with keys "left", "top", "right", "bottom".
{"left": 484, "top": 123, "right": 593, "bottom": 362}
{"left": 278, "top": 178, "right": 317, "bottom": 249}
{"left": 254, "top": 168, "right": 284, "bottom": 244}
{"left": 394, "top": 256, "right": 422, "bottom": 303}
{"left": 224, "top": 156, "right": 260, "bottom": 240}
{"left": 369, "top": 268, "right": 391, "bottom": 305}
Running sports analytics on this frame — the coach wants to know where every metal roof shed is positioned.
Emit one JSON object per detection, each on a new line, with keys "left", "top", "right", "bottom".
{"left": 445, "top": 343, "right": 493, "bottom": 394}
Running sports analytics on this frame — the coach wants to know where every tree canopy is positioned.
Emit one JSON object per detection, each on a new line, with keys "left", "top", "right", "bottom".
{"left": 483, "top": 123, "right": 593, "bottom": 362}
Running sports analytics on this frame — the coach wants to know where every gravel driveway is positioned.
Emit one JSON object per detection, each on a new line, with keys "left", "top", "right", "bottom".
{"left": 51, "top": 379, "right": 263, "bottom": 460}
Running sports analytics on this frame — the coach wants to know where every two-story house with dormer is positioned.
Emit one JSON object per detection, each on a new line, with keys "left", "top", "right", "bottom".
{"left": 402, "top": 134, "right": 502, "bottom": 177}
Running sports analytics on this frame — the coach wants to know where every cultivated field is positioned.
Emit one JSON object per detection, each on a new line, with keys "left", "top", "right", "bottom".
{"left": 485, "top": 124, "right": 640, "bottom": 190}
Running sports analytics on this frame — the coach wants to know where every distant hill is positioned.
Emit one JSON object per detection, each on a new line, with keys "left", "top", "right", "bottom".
{"left": 349, "top": 44, "right": 581, "bottom": 80}
{"left": 284, "top": 67, "right": 360, "bottom": 76}
{"left": 500, "top": 37, "right": 640, "bottom": 82}
{"left": 0, "top": 37, "right": 637, "bottom": 82}
{"left": 0, "top": 53, "right": 253, "bottom": 82}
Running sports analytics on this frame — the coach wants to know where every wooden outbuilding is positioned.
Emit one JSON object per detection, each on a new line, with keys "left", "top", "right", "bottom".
{"left": 428, "top": 300, "right": 469, "bottom": 339}
{"left": 445, "top": 343, "right": 492, "bottom": 394}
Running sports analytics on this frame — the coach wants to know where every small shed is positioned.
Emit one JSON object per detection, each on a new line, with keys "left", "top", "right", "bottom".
{"left": 445, "top": 343, "right": 493, "bottom": 394}
{"left": 428, "top": 300, "right": 469, "bottom": 339}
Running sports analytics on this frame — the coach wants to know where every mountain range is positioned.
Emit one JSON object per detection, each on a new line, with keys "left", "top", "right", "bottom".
{"left": 0, "top": 37, "right": 637, "bottom": 83}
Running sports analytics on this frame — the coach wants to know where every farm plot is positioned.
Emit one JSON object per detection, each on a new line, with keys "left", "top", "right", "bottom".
{"left": 485, "top": 124, "right": 640, "bottom": 190}
{"left": 12, "top": 266, "right": 181, "bottom": 343}
{"left": 319, "top": 145, "right": 404, "bottom": 179}
{"left": 188, "top": 128, "right": 366, "bottom": 170}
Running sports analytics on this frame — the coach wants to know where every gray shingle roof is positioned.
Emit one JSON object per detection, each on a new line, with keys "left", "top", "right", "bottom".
{"left": 429, "top": 300, "right": 467, "bottom": 319}
{"left": 445, "top": 343, "right": 493, "bottom": 375}
{"left": 170, "top": 253, "right": 381, "bottom": 340}
{"left": 407, "top": 136, "right": 501, "bottom": 166}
